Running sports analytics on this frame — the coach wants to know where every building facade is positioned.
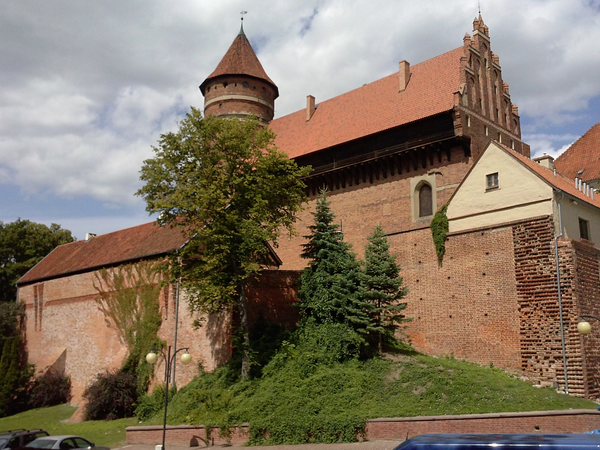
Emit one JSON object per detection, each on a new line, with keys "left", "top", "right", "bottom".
{"left": 18, "top": 14, "right": 600, "bottom": 406}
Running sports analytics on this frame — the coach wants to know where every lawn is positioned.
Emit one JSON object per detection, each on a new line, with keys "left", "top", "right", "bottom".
{"left": 0, "top": 405, "right": 138, "bottom": 449}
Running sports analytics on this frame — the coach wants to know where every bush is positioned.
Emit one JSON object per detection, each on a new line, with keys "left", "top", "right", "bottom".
{"left": 135, "top": 383, "right": 175, "bottom": 421}
{"left": 83, "top": 370, "right": 137, "bottom": 420}
{"left": 29, "top": 369, "right": 71, "bottom": 408}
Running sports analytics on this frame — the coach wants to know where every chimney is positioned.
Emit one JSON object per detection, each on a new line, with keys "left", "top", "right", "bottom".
{"left": 399, "top": 60, "right": 410, "bottom": 92}
{"left": 533, "top": 155, "right": 555, "bottom": 170}
{"left": 306, "top": 95, "right": 316, "bottom": 121}
{"left": 85, "top": 233, "right": 96, "bottom": 242}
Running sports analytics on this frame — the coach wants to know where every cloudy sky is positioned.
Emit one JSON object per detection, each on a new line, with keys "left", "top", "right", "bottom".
{"left": 1, "top": 0, "right": 599, "bottom": 240}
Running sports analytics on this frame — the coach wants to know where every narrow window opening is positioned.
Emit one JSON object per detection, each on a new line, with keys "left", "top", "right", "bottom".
{"left": 419, "top": 184, "right": 433, "bottom": 217}
{"left": 485, "top": 126, "right": 489, "bottom": 136}
{"left": 579, "top": 218, "right": 590, "bottom": 241}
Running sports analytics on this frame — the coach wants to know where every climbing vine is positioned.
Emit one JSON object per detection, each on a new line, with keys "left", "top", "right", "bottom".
{"left": 430, "top": 204, "right": 449, "bottom": 266}
{"left": 93, "top": 260, "right": 163, "bottom": 394}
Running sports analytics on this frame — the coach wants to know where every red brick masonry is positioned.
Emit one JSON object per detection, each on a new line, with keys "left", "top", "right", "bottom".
{"left": 126, "top": 410, "right": 600, "bottom": 445}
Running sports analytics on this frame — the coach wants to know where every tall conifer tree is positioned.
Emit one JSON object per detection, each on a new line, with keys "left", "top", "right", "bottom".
{"left": 298, "top": 189, "right": 371, "bottom": 334}
{"left": 359, "top": 224, "right": 409, "bottom": 353}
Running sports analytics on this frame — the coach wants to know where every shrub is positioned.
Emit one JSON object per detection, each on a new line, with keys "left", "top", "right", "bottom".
{"left": 29, "top": 369, "right": 71, "bottom": 408}
{"left": 83, "top": 370, "right": 137, "bottom": 420}
{"left": 135, "top": 383, "right": 176, "bottom": 421}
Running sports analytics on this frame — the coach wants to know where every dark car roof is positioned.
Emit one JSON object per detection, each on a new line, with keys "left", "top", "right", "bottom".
{"left": 395, "top": 433, "right": 600, "bottom": 449}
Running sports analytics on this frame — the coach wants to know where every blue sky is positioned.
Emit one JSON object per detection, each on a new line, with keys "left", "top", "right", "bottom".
{"left": 1, "top": 0, "right": 599, "bottom": 240}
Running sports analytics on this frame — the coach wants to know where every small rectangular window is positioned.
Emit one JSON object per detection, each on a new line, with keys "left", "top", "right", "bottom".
{"left": 485, "top": 126, "right": 489, "bottom": 136}
{"left": 498, "top": 133, "right": 502, "bottom": 144}
{"left": 579, "top": 218, "right": 590, "bottom": 241}
{"left": 486, "top": 172, "right": 499, "bottom": 190}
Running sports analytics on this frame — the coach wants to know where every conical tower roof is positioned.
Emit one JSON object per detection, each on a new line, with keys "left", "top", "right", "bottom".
{"left": 200, "top": 26, "right": 278, "bottom": 97}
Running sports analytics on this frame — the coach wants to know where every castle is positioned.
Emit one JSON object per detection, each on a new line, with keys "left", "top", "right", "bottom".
{"left": 17, "top": 15, "right": 600, "bottom": 407}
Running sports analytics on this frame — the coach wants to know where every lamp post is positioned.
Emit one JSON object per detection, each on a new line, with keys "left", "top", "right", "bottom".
{"left": 577, "top": 315, "right": 600, "bottom": 335}
{"left": 146, "top": 346, "right": 192, "bottom": 450}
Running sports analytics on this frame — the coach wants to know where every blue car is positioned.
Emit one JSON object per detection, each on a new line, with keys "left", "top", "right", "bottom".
{"left": 394, "top": 433, "right": 600, "bottom": 449}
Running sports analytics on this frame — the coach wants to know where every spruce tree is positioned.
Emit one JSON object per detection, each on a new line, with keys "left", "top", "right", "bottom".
{"left": 359, "top": 224, "right": 409, "bottom": 353}
{"left": 298, "top": 189, "right": 371, "bottom": 334}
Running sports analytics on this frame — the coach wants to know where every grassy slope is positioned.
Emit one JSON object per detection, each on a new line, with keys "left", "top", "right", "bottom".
{"left": 2, "top": 354, "right": 597, "bottom": 447}
{"left": 164, "top": 353, "right": 598, "bottom": 444}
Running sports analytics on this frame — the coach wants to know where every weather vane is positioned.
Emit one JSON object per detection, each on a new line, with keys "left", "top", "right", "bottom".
{"left": 478, "top": 1, "right": 481, "bottom": 14}
{"left": 240, "top": 10, "right": 247, "bottom": 22}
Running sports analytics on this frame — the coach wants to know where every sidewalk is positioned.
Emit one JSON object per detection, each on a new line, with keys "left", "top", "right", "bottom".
{"left": 114, "top": 440, "right": 404, "bottom": 450}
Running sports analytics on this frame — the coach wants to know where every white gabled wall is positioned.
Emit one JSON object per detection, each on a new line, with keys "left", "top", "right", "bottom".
{"left": 448, "top": 143, "right": 554, "bottom": 233}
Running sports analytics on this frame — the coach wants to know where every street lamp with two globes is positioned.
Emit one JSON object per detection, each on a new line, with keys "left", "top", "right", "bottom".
{"left": 146, "top": 346, "right": 192, "bottom": 450}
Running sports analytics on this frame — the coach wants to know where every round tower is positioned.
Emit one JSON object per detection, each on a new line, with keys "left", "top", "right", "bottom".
{"left": 199, "top": 23, "right": 279, "bottom": 122}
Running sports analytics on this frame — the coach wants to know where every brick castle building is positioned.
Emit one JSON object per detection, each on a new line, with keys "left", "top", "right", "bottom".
{"left": 17, "top": 15, "right": 600, "bottom": 406}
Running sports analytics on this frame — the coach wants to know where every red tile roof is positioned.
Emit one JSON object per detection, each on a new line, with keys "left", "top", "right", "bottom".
{"left": 200, "top": 28, "right": 278, "bottom": 95}
{"left": 500, "top": 143, "right": 600, "bottom": 210}
{"left": 270, "top": 47, "right": 464, "bottom": 159}
{"left": 17, "top": 221, "right": 189, "bottom": 285}
{"left": 554, "top": 123, "right": 600, "bottom": 182}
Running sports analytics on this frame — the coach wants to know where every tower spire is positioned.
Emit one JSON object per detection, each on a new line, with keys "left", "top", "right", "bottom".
{"left": 239, "top": 10, "right": 247, "bottom": 35}
{"left": 199, "top": 23, "right": 279, "bottom": 122}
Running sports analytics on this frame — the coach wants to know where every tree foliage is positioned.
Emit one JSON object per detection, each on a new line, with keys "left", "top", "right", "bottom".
{"left": 0, "top": 219, "right": 74, "bottom": 303}
{"left": 359, "top": 224, "right": 409, "bottom": 352}
{"left": 297, "top": 189, "right": 372, "bottom": 336}
{"left": 136, "top": 109, "right": 310, "bottom": 378}
{"left": 93, "top": 261, "right": 163, "bottom": 394}
{"left": 0, "top": 301, "right": 33, "bottom": 417}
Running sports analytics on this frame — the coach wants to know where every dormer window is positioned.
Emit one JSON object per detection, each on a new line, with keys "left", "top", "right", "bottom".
{"left": 486, "top": 172, "right": 499, "bottom": 190}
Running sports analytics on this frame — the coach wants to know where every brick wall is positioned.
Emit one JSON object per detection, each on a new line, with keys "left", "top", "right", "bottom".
{"left": 278, "top": 145, "right": 473, "bottom": 270}
{"left": 365, "top": 410, "right": 600, "bottom": 439}
{"left": 390, "top": 224, "right": 521, "bottom": 368}
{"left": 21, "top": 267, "right": 299, "bottom": 405}
{"left": 126, "top": 410, "right": 600, "bottom": 444}
{"left": 203, "top": 76, "right": 276, "bottom": 122}
{"left": 513, "top": 217, "right": 569, "bottom": 385}
{"left": 571, "top": 240, "right": 600, "bottom": 397}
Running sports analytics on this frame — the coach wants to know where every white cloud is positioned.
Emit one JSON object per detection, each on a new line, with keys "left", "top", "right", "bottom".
{"left": 0, "top": 0, "right": 599, "bottom": 228}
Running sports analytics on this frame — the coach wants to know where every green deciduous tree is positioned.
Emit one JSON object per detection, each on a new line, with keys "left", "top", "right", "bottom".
{"left": 298, "top": 189, "right": 372, "bottom": 336}
{"left": 0, "top": 219, "right": 75, "bottom": 303}
{"left": 359, "top": 224, "right": 409, "bottom": 353}
{"left": 136, "top": 109, "right": 310, "bottom": 379}
{"left": 0, "top": 301, "right": 33, "bottom": 417}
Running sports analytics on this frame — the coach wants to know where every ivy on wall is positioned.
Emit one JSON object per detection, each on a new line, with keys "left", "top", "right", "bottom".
{"left": 93, "top": 260, "right": 163, "bottom": 394}
{"left": 430, "top": 204, "right": 449, "bottom": 266}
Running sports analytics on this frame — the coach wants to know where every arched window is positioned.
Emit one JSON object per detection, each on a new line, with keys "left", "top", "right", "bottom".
{"left": 419, "top": 184, "right": 433, "bottom": 217}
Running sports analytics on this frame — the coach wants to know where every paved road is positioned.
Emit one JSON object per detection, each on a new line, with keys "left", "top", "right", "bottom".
{"left": 115, "top": 440, "right": 404, "bottom": 450}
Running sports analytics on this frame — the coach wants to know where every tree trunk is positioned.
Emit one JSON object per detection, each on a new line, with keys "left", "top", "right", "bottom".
{"left": 238, "top": 279, "right": 251, "bottom": 379}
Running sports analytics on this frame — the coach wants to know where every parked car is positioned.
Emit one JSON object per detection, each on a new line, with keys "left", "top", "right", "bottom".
{"left": 394, "top": 433, "right": 600, "bottom": 449}
{"left": 0, "top": 430, "right": 49, "bottom": 450}
{"left": 25, "top": 436, "right": 108, "bottom": 450}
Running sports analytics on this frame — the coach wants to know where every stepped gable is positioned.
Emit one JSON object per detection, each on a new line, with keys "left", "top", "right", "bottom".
{"left": 200, "top": 26, "right": 278, "bottom": 96}
{"left": 269, "top": 47, "right": 464, "bottom": 159}
{"left": 554, "top": 122, "right": 600, "bottom": 182}
{"left": 17, "top": 221, "right": 189, "bottom": 285}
